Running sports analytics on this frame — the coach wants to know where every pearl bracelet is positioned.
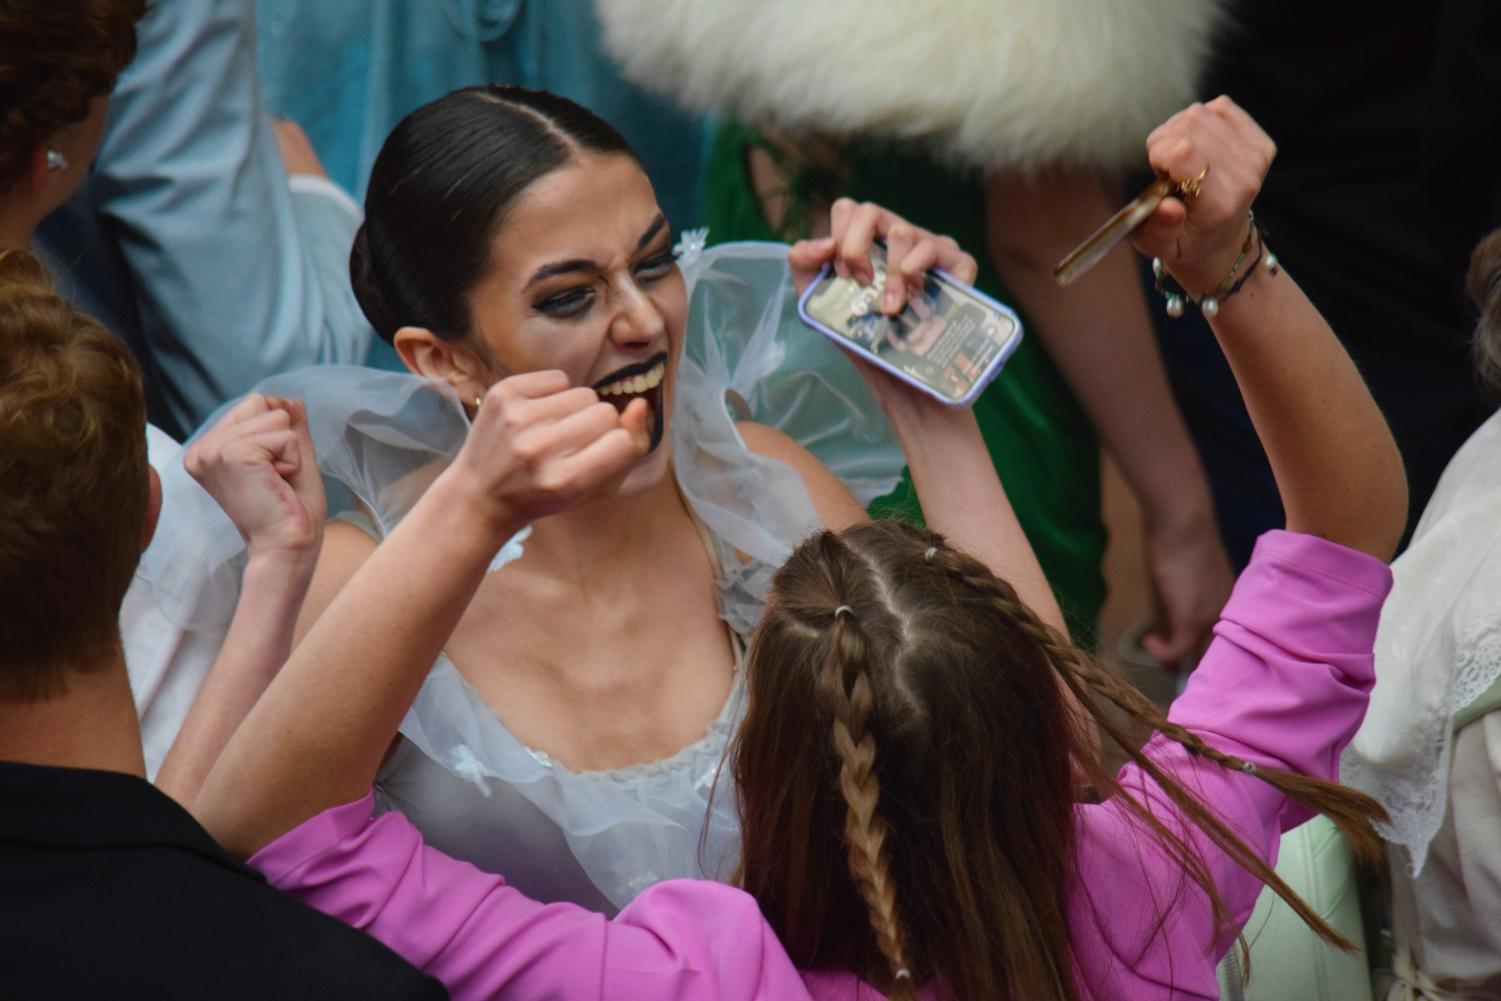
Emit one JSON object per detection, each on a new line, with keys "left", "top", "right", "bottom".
{"left": 1153, "top": 211, "right": 1279, "bottom": 318}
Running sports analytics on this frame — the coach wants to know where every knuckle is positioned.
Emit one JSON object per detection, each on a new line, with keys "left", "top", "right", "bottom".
{"left": 511, "top": 436, "right": 543, "bottom": 466}
{"left": 535, "top": 469, "right": 569, "bottom": 497}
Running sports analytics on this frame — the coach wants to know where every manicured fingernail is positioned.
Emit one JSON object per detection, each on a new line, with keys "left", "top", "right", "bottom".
{"left": 884, "top": 288, "right": 900, "bottom": 312}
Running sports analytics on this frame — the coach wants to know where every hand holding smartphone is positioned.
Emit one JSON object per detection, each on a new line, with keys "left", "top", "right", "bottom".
{"left": 797, "top": 243, "right": 1024, "bottom": 407}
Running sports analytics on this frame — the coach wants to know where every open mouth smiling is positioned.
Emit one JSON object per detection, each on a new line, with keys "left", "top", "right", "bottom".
{"left": 593, "top": 351, "right": 668, "bottom": 453}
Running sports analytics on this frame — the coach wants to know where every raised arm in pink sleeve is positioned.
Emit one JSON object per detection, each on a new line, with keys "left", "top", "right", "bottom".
{"left": 250, "top": 795, "right": 813, "bottom": 1001}
{"left": 1067, "top": 530, "right": 1392, "bottom": 1001}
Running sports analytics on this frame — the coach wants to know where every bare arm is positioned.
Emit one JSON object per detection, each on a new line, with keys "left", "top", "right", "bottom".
{"left": 880, "top": 396, "right": 1065, "bottom": 633}
{"left": 985, "top": 167, "right": 1232, "bottom": 663}
{"left": 155, "top": 396, "right": 324, "bottom": 805}
{"left": 1133, "top": 98, "right": 1407, "bottom": 561}
{"left": 155, "top": 554, "right": 314, "bottom": 804}
{"left": 194, "top": 374, "right": 651, "bottom": 858}
{"left": 786, "top": 203, "right": 1067, "bottom": 634}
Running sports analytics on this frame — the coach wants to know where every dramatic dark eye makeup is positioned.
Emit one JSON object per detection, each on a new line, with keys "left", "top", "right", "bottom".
{"left": 633, "top": 247, "right": 677, "bottom": 283}
{"left": 526, "top": 213, "right": 674, "bottom": 319}
{"left": 534, "top": 286, "right": 596, "bottom": 319}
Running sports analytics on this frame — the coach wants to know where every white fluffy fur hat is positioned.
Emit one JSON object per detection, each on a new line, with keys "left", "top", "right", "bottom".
{"left": 596, "top": 0, "right": 1227, "bottom": 170}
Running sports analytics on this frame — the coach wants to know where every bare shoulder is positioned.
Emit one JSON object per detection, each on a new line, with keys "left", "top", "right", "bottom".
{"left": 293, "top": 519, "right": 379, "bottom": 647}
{"left": 737, "top": 420, "right": 867, "bottom": 531}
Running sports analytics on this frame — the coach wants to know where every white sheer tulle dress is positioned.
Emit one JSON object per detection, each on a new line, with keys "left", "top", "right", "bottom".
{"left": 134, "top": 241, "right": 904, "bottom": 912}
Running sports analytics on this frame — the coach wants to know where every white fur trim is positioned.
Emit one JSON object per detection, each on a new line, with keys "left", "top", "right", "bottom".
{"left": 597, "top": 0, "right": 1228, "bottom": 169}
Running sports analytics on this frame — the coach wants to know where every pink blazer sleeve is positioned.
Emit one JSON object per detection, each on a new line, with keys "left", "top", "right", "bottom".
{"left": 1069, "top": 530, "right": 1392, "bottom": 1000}
{"left": 250, "top": 796, "right": 813, "bottom": 1001}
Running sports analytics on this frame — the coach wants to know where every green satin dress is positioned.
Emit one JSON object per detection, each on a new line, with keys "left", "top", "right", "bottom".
{"left": 704, "top": 122, "right": 1107, "bottom": 638}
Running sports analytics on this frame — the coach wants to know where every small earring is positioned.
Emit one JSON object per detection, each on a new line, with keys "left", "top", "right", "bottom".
{"left": 45, "top": 148, "right": 69, "bottom": 172}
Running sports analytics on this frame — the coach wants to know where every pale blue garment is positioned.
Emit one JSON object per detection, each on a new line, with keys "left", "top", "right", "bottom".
{"left": 254, "top": 0, "right": 710, "bottom": 224}
{"left": 35, "top": 0, "right": 372, "bottom": 439}
{"left": 133, "top": 242, "right": 904, "bottom": 911}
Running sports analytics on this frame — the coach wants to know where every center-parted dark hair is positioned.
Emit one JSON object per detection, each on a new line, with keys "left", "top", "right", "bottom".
{"left": 350, "top": 85, "right": 641, "bottom": 344}
{"left": 734, "top": 520, "right": 1387, "bottom": 1000}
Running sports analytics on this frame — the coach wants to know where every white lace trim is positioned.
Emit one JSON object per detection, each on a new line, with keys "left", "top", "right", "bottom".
{"left": 1343, "top": 411, "right": 1501, "bottom": 877}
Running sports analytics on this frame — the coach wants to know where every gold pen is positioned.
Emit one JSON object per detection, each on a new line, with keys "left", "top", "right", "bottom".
{"left": 1053, "top": 177, "right": 1176, "bottom": 287}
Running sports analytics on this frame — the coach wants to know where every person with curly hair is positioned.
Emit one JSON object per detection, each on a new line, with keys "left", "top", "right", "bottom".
{"left": 0, "top": 247, "right": 447, "bottom": 999}
{"left": 0, "top": 0, "right": 143, "bottom": 245}
{"left": 32, "top": 0, "right": 373, "bottom": 437}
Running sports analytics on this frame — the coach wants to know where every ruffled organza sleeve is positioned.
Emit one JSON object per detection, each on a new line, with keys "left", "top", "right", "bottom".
{"left": 139, "top": 240, "right": 901, "bottom": 637}
{"left": 1068, "top": 531, "right": 1391, "bottom": 1000}
{"left": 138, "top": 367, "right": 475, "bottom": 633}
{"left": 128, "top": 242, "right": 905, "bottom": 911}
{"left": 250, "top": 793, "right": 815, "bottom": 1001}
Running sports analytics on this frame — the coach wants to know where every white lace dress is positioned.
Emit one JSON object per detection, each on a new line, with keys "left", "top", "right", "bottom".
{"left": 132, "top": 241, "right": 905, "bottom": 912}
{"left": 1342, "top": 409, "right": 1501, "bottom": 998}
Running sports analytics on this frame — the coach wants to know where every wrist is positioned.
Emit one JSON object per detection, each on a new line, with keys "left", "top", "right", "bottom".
{"left": 426, "top": 467, "right": 528, "bottom": 554}
{"left": 1143, "top": 493, "right": 1218, "bottom": 545}
{"left": 244, "top": 538, "right": 320, "bottom": 577}
{"left": 880, "top": 391, "right": 979, "bottom": 444}
{"left": 1161, "top": 212, "right": 1261, "bottom": 303}
{"left": 1164, "top": 244, "right": 1242, "bottom": 296}
{"left": 240, "top": 547, "right": 318, "bottom": 618}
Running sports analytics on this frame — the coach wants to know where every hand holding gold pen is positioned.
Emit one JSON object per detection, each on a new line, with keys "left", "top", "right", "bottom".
{"left": 1052, "top": 171, "right": 1206, "bottom": 287}
{"left": 1054, "top": 97, "right": 1279, "bottom": 318}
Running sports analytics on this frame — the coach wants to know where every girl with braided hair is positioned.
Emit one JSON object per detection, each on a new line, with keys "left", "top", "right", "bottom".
{"left": 190, "top": 97, "right": 1405, "bottom": 1000}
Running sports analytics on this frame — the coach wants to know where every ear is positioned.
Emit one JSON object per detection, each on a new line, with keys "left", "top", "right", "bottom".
{"left": 26, "top": 144, "right": 61, "bottom": 197}
{"left": 393, "top": 326, "right": 491, "bottom": 401}
{"left": 141, "top": 466, "right": 162, "bottom": 553}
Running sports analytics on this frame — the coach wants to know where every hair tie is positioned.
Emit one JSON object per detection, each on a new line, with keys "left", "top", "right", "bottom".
{"left": 923, "top": 546, "right": 937, "bottom": 561}
{"left": 834, "top": 604, "right": 854, "bottom": 620}
{"left": 1241, "top": 761, "right": 1258, "bottom": 775}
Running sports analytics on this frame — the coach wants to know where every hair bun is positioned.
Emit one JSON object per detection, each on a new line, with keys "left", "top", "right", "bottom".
{"left": 349, "top": 223, "right": 402, "bottom": 343}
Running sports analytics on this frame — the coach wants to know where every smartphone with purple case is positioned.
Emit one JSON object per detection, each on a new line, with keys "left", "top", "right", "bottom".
{"left": 796, "top": 243, "right": 1024, "bottom": 407}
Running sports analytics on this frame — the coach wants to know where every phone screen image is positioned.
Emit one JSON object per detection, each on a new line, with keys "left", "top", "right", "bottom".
{"left": 799, "top": 250, "right": 1021, "bottom": 405}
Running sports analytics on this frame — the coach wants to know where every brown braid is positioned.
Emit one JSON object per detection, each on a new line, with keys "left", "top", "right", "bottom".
{"left": 816, "top": 612, "right": 916, "bottom": 1001}
{"left": 926, "top": 543, "right": 1387, "bottom": 958}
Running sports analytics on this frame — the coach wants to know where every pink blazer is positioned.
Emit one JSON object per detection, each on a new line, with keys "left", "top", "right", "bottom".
{"left": 252, "top": 530, "right": 1391, "bottom": 1000}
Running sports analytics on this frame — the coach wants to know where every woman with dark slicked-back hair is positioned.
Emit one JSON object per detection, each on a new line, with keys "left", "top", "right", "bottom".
{"left": 193, "top": 98, "right": 1407, "bottom": 1000}
{"left": 152, "top": 81, "right": 1057, "bottom": 913}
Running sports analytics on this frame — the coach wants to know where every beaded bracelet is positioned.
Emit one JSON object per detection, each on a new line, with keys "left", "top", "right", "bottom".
{"left": 1153, "top": 211, "right": 1279, "bottom": 318}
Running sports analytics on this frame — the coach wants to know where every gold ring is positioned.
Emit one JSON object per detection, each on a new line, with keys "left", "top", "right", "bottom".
{"left": 1173, "top": 165, "right": 1210, "bottom": 200}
